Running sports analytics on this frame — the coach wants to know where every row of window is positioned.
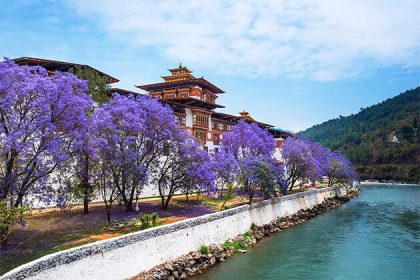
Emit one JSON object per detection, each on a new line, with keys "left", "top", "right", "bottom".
{"left": 212, "top": 122, "right": 232, "bottom": 131}
{"left": 160, "top": 92, "right": 189, "bottom": 99}
{"left": 193, "top": 114, "right": 209, "bottom": 127}
{"left": 177, "top": 114, "right": 231, "bottom": 137}
{"left": 157, "top": 91, "right": 216, "bottom": 103}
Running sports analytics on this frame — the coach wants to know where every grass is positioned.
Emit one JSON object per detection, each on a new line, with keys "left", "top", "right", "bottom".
{"left": 199, "top": 245, "right": 209, "bottom": 255}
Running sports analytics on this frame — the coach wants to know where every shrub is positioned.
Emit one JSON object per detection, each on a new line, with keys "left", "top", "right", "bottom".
{"left": 250, "top": 223, "right": 257, "bottom": 231}
{"left": 243, "top": 231, "right": 252, "bottom": 238}
{"left": 139, "top": 212, "right": 158, "bottom": 230}
{"left": 199, "top": 245, "right": 209, "bottom": 255}
{"left": 223, "top": 240, "right": 246, "bottom": 250}
{"left": 0, "top": 200, "right": 25, "bottom": 246}
{"left": 220, "top": 183, "right": 234, "bottom": 210}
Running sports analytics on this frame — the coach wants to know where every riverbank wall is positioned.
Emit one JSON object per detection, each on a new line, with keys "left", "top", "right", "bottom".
{"left": 1, "top": 185, "right": 356, "bottom": 280}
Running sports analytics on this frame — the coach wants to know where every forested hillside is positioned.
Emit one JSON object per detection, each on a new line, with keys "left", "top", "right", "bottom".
{"left": 302, "top": 87, "right": 420, "bottom": 183}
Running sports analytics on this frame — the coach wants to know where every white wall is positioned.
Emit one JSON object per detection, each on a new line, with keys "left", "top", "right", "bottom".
{"left": 1, "top": 186, "right": 350, "bottom": 280}
{"left": 185, "top": 108, "right": 193, "bottom": 127}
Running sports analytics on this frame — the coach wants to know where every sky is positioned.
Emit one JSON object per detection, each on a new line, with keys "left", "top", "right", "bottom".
{"left": 1, "top": 0, "right": 419, "bottom": 132}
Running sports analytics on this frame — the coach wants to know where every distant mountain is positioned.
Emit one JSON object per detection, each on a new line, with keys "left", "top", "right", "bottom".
{"left": 301, "top": 87, "right": 420, "bottom": 183}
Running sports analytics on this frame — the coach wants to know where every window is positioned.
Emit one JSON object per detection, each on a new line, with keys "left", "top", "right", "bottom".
{"left": 213, "top": 134, "right": 220, "bottom": 145}
{"left": 195, "top": 130, "right": 207, "bottom": 142}
{"left": 180, "top": 92, "right": 189, "bottom": 98}
{"left": 193, "top": 113, "right": 208, "bottom": 127}
{"left": 164, "top": 93, "right": 176, "bottom": 99}
{"left": 177, "top": 115, "right": 186, "bottom": 126}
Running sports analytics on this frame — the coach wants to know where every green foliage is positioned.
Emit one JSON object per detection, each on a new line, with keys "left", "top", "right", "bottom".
{"left": 250, "top": 223, "right": 257, "bottom": 231}
{"left": 302, "top": 87, "right": 420, "bottom": 183}
{"left": 139, "top": 212, "right": 158, "bottom": 230}
{"left": 223, "top": 240, "right": 247, "bottom": 250}
{"left": 243, "top": 231, "right": 254, "bottom": 243}
{"left": 220, "top": 183, "right": 235, "bottom": 210}
{"left": 253, "top": 161, "right": 277, "bottom": 198}
{"left": 199, "top": 245, "right": 209, "bottom": 255}
{"left": 0, "top": 199, "right": 25, "bottom": 246}
{"left": 69, "top": 66, "right": 111, "bottom": 103}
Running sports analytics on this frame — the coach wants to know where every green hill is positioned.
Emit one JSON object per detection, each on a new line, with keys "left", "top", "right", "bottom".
{"left": 301, "top": 87, "right": 420, "bottom": 183}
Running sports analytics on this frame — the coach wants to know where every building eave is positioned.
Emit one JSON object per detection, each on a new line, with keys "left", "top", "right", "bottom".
{"left": 12, "top": 57, "right": 119, "bottom": 84}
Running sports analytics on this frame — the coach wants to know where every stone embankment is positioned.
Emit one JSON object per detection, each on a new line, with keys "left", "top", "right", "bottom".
{"left": 134, "top": 189, "right": 359, "bottom": 280}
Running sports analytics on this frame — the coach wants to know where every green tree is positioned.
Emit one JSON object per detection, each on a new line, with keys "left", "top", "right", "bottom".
{"left": 70, "top": 66, "right": 111, "bottom": 103}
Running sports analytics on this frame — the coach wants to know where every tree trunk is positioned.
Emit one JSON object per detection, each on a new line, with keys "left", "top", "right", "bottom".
{"left": 163, "top": 193, "right": 173, "bottom": 209}
{"left": 120, "top": 187, "right": 133, "bottom": 211}
{"left": 125, "top": 202, "right": 133, "bottom": 212}
{"left": 83, "top": 198, "right": 89, "bottom": 214}
{"left": 82, "top": 153, "right": 90, "bottom": 214}
{"left": 288, "top": 177, "right": 297, "bottom": 191}
{"left": 105, "top": 203, "right": 112, "bottom": 223}
{"left": 13, "top": 192, "right": 24, "bottom": 208}
{"left": 160, "top": 196, "right": 166, "bottom": 209}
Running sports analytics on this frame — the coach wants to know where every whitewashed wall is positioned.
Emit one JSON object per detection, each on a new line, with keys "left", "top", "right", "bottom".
{"left": 1, "top": 186, "right": 349, "bottom": 280}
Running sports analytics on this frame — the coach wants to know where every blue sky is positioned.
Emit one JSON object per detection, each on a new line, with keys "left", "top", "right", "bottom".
{"left": 1, "top": 0, "right": 419, "bottom": 131}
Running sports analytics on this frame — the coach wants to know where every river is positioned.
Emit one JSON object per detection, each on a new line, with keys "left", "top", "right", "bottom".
{"left": 199, "top": 184, "right": 420, "bottom": 280}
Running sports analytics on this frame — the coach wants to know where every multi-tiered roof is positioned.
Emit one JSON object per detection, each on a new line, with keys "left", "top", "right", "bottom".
{"left": 136, "top": 64, "right": 225, "bottom": 111}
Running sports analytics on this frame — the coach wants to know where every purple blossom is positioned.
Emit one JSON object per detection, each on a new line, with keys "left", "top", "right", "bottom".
{"left": 327, "top": 151, "right": 359, "bottom": 186}
{"left": 282, "top": 135, "right": 358, "bottom": 190}
{"left": 0, "top": 58, "right": 92, "bottom": 206}
{"left": 222, "top": 120, "right": 275, "bottom": 159}
{"left": 150, "top": 134, "right": 216, "bottom": 209}
{"left": 90, "top": 93, "right": 180, "bottom": 211}
{"left": 221, "top": 120, "right": 285, "bottom": 201}
{"left": 212, "top": 149, "right": 239, "bottom": 196}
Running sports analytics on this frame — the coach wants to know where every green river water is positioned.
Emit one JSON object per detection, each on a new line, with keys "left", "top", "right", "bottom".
{"left": 199, "top": 184, "right": 420, "bottom": 280}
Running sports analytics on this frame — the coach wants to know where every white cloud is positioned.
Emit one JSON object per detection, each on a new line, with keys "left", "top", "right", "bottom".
{"left": 68, "top": 0, "right": 420, "bottom": 81}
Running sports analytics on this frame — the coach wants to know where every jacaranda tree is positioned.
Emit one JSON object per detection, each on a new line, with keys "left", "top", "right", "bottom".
{"left": 150, "top": 133, "right": 215, "bottom": 209}
{"left": 0, "top": 59, "right": 93, "bottom": 207}
{"left": 90, "top": 94, "right": 179, "bottom": 216}
{"left": 327, "top": 151, "right": 358, "bottom": 187}
{"left": 304, "top": 140, "right": 330, "bottom": 184}
{"left": 213, "top": 149, "right": 239, "bottom": 197}
{"left": 222, "top": 120, "right": 275, "bottom": 159}
{"left": 221, "top": 120, "right": 282, "bottom": 202}
{"left": 282, "top": 136, "right": 315, "bottom": 190}
{"left": 0, "top": 59, "right": 92, "bottom": 244}
{"left": 282, "top": 136, "right": 358, "bottom": 190}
